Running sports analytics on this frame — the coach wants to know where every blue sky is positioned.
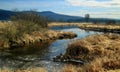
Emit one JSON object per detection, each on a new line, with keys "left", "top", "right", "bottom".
{"left": 0, "top": 0, "right": 120, "bottom": 19}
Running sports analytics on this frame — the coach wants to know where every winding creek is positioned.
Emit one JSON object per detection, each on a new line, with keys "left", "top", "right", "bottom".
{"left": 0, "top": 26, "right": 102, "bottom": 71}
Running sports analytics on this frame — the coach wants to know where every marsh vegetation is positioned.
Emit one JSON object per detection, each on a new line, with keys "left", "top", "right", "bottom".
{"left": 0, "top": 12, "right": 120, "bottom": 72}
{"left": 63, "top": 33, "right": 120, "bottom": 72}
{"left": 0, "top": 12, "right": 76, "bottom": 49}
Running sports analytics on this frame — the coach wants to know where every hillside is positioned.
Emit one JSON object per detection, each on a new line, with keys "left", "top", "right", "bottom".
{"left": 0, "top": 9, "right": 120, "bottom": 23}
{"left": 40, "top": 11, "right": 82, "bottom": 21}
{"left": 0, "top": 9, "right": 82, "bottom": 21}
{"left": 0, "top": 9, "right": 16, "bottom": 20}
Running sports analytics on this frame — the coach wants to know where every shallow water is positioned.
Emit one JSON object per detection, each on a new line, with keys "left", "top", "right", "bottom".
{"left": 0, "top": 26, "right": 102, "bottom": 71}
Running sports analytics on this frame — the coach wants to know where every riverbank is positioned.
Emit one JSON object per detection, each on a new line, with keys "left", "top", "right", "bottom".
{"left": 0, "top": 21, "right": 77, "bottom": 49}
{"left": 62, "top": 33, "right": 120, "bottom": 72}
{"left": 48, "top": 22, "right": 120, "bottom": 33}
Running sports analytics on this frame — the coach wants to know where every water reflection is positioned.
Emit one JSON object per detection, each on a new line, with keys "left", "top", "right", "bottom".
{"left": 50, "top": 26, "right": 102, "bottom": 39}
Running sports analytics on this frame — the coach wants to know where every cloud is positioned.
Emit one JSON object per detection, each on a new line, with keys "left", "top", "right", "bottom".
{"left": 66, "top": 0, "right": 120, "bottom": 7}
{"left": 90, "top": 12, "right": 120, "bottom": 19}
{"left": 72, "top": 10, "right": 120, "bottom": 19}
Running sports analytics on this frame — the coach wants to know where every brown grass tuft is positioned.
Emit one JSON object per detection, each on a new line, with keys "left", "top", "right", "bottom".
{"left": 63, "top": 65, "right": 76, "bottom": 72}
{"left": 64, "top": 33, "right": 120, "bottom": 72}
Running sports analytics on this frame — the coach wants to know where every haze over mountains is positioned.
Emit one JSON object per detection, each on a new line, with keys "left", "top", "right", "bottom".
{"left": 0, "top": 9, "right": 120, "bottom": 23}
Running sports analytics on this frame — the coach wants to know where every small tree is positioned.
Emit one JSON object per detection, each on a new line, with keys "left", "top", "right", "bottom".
{"left": 85, "top": 14, "right": 90, "bottom": 22}
{"left": 11, "top": 11, "right": 48, "bottom": 28}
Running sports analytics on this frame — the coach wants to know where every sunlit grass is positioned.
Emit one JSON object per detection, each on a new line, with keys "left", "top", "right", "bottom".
{"left": 0, "top": 67, "right": 46, "bottom": 72}
{"left": 64, "top": 33, "right": 120, "bottom": 72}
{"left": 48, "top": 22, "right": 120, "bottom": 30}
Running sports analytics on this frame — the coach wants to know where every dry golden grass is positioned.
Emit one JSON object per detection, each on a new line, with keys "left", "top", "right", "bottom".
{"left": 64, "top": 33, "right": 120, "bottom": 72}
{"left": 0, "top": 21, "right": 9, "bottom": 29}
{"left": 63, "top": 58, "right": 120, "bottom": 72}
{"left": 0, "top": 67, "right": 46, "bottom": 72}
{"left": 107, "top": 69, "right": 120, "bottom": 72}
{"left": 0, "top": 21, "right": 14, "bottom": 27}
{"left": 48, "top": 22, "right": 91, "bottom": 27}
{"left": 0, "top": 21, "right": 76, "bottom": 49}
{"left": 48, "top": 22, "right": 120, "bottom": 30}
{"left": 0, "top": 21, "right": 13, "bottom": 33}
{"left": 78, "top": 24, "right": 120, "bottom": 30}
{"left": 63, "top": 65, "right": 77, "bottom": 72}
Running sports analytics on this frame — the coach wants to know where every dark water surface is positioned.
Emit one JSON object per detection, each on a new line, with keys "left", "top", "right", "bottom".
{"left": 0, "top": 26, "right": 102, "bottom": 71}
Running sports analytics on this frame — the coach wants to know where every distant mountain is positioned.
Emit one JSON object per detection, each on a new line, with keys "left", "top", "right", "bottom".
{"left": 40, "top": 12, "right": 120, "bottom": 23}
{"left": 0, "top": 9, "right": 16, "bottom": 20}
{"left": 39, "top": 11, "right": 82, "bottom": 21}
{"left": 0, "top": 9, "right": 120, "bottom": 23}
{"left": 0, "top": 9, "right": 82, "bottom": 21}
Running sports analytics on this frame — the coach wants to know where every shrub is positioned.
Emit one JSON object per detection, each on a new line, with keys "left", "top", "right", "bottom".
{"left": 10, "top": 11, "right": 48, "bottom": 35}
{"left": 11, "top": 11, "right": 48, "bottom": 28}
{"left": 0, "top": 11, "right": 49, "bottom": 47}
{"left": 1, "top": 23, "right": 18, "bottom": 40}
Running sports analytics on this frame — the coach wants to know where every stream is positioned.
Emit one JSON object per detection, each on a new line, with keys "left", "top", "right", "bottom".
{"left": 0, "top": 26, "right": 102, "bottom": 71}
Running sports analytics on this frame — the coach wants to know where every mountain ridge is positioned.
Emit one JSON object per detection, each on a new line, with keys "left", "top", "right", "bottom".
{"left": 0, "top": 9, "right": 120, "bottom": 23}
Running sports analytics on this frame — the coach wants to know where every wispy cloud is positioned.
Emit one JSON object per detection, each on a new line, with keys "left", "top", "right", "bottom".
{"left": 66, "top": 0, "right": 120, "bottom": 7}
{"left": 70, "top": 9, "right": 120, "bottom": 19}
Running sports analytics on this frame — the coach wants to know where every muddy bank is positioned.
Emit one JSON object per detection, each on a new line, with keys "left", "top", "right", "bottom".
{"left": 55, "top": 33, "right": 120, "bottom": 71}
{"left": 0, "top": 30, "right": 77, "bottom": 49}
